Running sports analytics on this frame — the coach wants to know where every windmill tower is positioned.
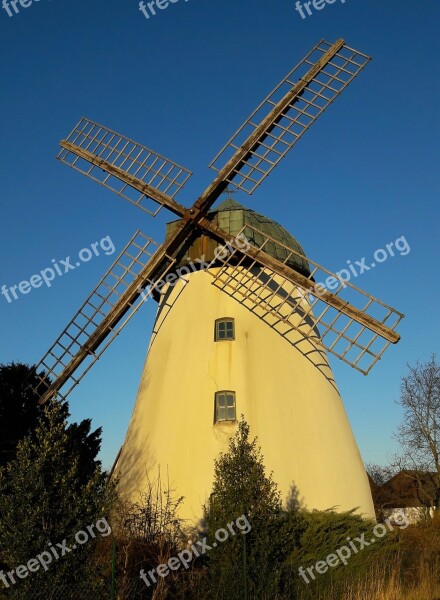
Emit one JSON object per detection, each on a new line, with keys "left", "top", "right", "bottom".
{"left": 32, "top": 40, "right": 403, "bottom": 522}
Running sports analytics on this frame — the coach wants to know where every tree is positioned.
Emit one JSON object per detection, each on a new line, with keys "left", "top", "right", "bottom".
{"left": 203, "top": 417, "right": 299, "bottom": 600}
{"left": 393, "top": 355, "right": 440, "bottom": 511}
{"left": 0, "top": 362, "right": 102, "bottom": 484}
{"left": 0, "top": 400, "right": 115, "bottom": 599}
{"left": 366, "top": 463, "right": 397, "bottom": 487}
{"left": 0, "top": 362, "right": 47, "bottom": 466}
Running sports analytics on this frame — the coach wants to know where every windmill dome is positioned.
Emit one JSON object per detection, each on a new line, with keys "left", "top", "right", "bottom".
{"left": 166, "top": 197, "right": 311, "bottom": 277}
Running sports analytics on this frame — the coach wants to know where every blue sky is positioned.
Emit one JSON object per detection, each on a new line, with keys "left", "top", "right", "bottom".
{"left": 0, "top": 0, "right": 439, "bottom": 470}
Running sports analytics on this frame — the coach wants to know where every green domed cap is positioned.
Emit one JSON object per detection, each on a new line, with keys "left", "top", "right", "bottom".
{"left": 209, "top": 198, "right": 311, "bottom": 277}
{"left": 165, "top": 197, "right": 311, "bottom": 277}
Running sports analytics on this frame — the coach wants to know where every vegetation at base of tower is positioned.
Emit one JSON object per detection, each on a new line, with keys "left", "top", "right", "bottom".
{"left": 105, "top": 473, "right": 202, "bottom": 600}
{"left": 0, "top": 399, "right": 115, "bottom": 599}
{"left": 192, "top": 413, "right": 440, "bottom": 600}
{"left": 289, "top": 510, "right": 398, "bottom": 600}
{"left": 294, "top": 513, "right": 440, "bottom": 600}
{"left": 195, "top": 418, "right": 395, "bottom": 600}
{"left": 201, "top": 416, "right": 304, "bottom": 599}
{"left": 1, "top": 366, "right": 440, "bottom": 599}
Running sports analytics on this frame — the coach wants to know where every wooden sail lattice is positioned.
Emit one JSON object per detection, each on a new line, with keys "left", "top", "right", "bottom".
{"left": 208, "top": 225, "right": 403, "bottom": 374}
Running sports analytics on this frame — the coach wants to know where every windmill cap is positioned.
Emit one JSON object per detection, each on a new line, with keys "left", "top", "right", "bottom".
{"left": 209, "top": 198, "right": 311, "bottom": 277}
{"left": 165, "top": 197, "right": 311, "bottom": 278}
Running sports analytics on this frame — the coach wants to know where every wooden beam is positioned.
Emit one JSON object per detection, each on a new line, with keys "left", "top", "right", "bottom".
{"left": 59, "top": 141, "right": 188, "bottom": 220}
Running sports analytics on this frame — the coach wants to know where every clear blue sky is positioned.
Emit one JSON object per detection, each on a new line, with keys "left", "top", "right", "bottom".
{"left": 0, "top": 0, "right": 439, "bottom": 470}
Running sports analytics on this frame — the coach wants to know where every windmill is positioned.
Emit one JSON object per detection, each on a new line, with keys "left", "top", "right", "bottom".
{"left": 33, "top": 40, "right": 403, "bottom": 520}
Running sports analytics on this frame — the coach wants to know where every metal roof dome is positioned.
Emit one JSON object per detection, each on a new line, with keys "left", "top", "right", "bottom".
{"left": 209, "top": 198, "right": 311, "bottom": 277}
{"left": 165, "top": 197, "right": 311, "bottom": 277}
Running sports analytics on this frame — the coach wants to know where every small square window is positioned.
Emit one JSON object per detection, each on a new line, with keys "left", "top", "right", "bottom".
{"left": 215, "top": 318, "right": 235, "bottom": 341}
{"left": 215, "top": 391, "right": 236, "bottom": 423}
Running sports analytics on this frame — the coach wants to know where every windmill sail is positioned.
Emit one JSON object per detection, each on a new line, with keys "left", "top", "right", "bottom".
{"left": 208, "top": 224, "right": 403, "bottom": 374}
{"left": 210, "top": 39, "right": 370, "bottom": 194}
{"left": 33, "top": 231, "right": 177, "bottom": 404}
{"left": 58, "top": 118, "right": 192, "bottom": 217}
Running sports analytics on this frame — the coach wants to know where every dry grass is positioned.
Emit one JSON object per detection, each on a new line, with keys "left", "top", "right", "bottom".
{"left": 296, "top": 562, "right": 440, "bottom": 600}
{"left": 295, "top": 513, "right": 440, "bottom": 600}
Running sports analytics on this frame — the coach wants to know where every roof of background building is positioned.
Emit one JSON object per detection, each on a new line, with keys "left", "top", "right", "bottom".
{"left": 369, "top": 470, "right": 438, "bottom": 509}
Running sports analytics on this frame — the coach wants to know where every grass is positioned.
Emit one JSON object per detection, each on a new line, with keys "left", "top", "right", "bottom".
{"left": 296, "top": 561, "right": 440, "bottom": 600}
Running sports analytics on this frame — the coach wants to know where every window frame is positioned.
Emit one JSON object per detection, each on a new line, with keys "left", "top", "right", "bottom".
{"left": 214, "top": 390, "right": 237, "bottom": 424}
{"left": 214, "top": 318, "right": 235, "bottom": 342}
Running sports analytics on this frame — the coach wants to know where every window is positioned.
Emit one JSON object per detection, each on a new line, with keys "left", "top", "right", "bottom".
{"left": 215, "top": 391, "right": 236, "bottom": 423}
{"left": 215, "top": 318, "right": 235, "bottom": 341}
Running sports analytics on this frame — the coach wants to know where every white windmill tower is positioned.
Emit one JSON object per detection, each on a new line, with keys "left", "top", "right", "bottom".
{"left": 32, "top": 40, "right": 403, "bottom": 522}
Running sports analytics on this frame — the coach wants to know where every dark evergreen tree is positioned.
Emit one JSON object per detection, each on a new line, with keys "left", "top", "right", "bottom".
{"left": 0, "top": 362, "right": 47, "bottom": 467}
{"left": 0, "top": 400, "right": 115, "bottom": 599}
{"left": 0, "top": 362, "right": 102, "bottom": 484}
{"left": 204, "top": 417, "right": 301, "bottom": 599}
